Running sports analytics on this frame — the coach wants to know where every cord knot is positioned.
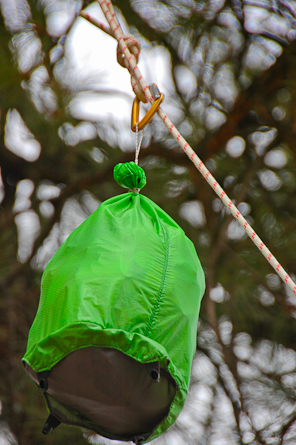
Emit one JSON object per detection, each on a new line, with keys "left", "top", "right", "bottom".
{"left": 114, "top": 161, "right": 146, "bottom": 191}
{"left": 116, "top": 34, "right": 146, "bottom": 103}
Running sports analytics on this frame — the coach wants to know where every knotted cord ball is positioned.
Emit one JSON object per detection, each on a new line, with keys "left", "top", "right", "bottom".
{"left": 114, "top": 161, "right": 146, "bottom": 190}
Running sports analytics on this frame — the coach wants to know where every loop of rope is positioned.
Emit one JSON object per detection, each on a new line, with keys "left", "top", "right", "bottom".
{"left": 98, "top": 0, "right": 145, "bottom": 102}
{"left": 116, "top": 34, "right": 146, "bottom": 103}
{"left": 96, "top": 0, "right": 155, "bottom": 107}
{"left": 80, "top": 2, "right": 145, "bottom": 103}
{"left": 81, "top": 0, "right": 296, "bottom": 295}
{"left": 116, "top": 34, "right": 140, "bottom": 67}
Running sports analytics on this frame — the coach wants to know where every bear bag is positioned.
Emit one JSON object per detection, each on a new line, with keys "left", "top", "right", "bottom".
{"left": 22, "top": 162, "right": 205, "bottom": 444}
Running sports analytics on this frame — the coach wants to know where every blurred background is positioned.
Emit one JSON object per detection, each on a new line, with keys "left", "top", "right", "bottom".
{"left": 1, "top": 0, "right": 296, "bottom": 444}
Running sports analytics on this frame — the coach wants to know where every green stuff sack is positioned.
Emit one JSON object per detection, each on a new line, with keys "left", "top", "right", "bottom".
{"left": 22, "top": 162, "right": 205, "bottom": 444}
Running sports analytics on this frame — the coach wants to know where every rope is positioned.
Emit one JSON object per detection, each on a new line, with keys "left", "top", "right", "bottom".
{"left": 81, "top": 1, "right": 296, "bottom": 296}
{"left": 79, "top": 10, "right": 113, "bottom": 37}
{"left": 135, "top": 123, "right": 144, "bottom": 165}
{"left": 80, "top": 5, "right": 145, "bottom": 102}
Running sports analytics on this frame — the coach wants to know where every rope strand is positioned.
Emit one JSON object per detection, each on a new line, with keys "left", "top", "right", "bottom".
{"left": 81, "top": 1, "right": 296, "bottom": 295}
{"left": 79, "top": 10, "right": 113, "bottom": 37}
{"left": 135, "top": 123, "right": 144, "bottom": 165}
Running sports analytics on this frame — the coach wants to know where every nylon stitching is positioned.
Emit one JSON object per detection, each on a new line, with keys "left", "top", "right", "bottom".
{"left": 144, "top": 223, "right": 169, "bottom": 337}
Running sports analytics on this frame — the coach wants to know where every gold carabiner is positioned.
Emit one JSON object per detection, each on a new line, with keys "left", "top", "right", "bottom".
{"left": 131, "top": 91, "right": 164, "bottom": 132}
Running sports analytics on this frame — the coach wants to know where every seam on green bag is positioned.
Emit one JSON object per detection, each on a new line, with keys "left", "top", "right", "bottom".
{"left": 144, "top": 223, "right": 169, "bottom": 337}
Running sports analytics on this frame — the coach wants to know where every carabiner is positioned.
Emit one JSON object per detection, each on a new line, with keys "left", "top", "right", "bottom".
{"left": 131, "top": 84, "right": 164, "bottom": 132}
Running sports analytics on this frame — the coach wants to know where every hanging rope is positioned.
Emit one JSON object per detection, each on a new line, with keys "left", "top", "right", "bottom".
{"left": 135, "top": 123, "right": 144, "bottom": 166}
{"left": 80, "top": 1, "right": 296, "bottom": 295}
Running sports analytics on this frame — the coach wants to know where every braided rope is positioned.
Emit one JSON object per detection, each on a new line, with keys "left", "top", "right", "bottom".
{"left": 80, "top": 5, "right": 145, "bottom": 102}
{"left": 79, "top": 10, "right": 113, "bottom": 37}
{"left": 82, "top": 0, "right": 296, "bottom": 295}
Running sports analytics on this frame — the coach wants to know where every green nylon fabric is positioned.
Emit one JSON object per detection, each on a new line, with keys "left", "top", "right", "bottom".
{"left": 23, "top": 191, "right": 205, "bottom": 442}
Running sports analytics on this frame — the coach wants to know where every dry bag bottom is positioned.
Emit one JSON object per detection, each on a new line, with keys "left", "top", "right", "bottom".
{"left": 24, "top": 347, "right": 176, "bottom": 439}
